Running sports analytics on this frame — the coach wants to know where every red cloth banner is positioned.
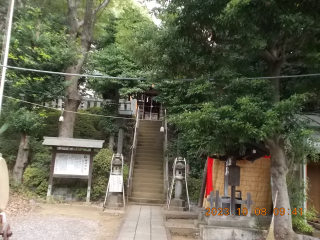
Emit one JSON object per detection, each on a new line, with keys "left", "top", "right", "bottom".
{"left": 206, "top": 157, "right": 214, "bottom": 197}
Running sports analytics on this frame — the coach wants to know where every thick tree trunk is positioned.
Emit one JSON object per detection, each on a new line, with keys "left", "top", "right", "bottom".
{"left": 266, "top": 137, "right": 299, "bottom": 240}
{"left": 13, "top": 132, "right": 30, "bottom": 184}
{"left": 264, "top": 44, "right": 286, "bottom": 103}
{"left": 58, "top": 0, "right": 111, "bottom": 138}
{"left": 58, "top": 65, "right": 83, "bottom": 138}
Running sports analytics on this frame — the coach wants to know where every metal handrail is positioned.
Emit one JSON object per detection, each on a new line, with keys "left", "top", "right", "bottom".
{"left": 163, "top": 109, "right": 170, "bottom": 207}
{"left": 127, "top": 107, "right": 139, "bottom": 199}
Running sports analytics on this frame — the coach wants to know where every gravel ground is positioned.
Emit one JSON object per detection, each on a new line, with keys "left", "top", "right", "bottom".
{"left": 9, "top": 214, "right": 101, "bottom": 240}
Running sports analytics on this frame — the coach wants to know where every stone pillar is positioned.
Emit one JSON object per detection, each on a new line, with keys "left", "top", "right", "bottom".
{"left": 116, "top": 119, "right": 126, "bottom": 154}
{"left": 175, "top": 180, "right": 183, "bottom": 199}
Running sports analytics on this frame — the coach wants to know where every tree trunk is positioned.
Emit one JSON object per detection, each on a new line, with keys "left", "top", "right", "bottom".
{"left": 58, "top": 65, "right": 82, "bottom": 138}
{"left": 264, "top": 44, "right": 286, "bottom": 103}
{"left": 266, "top": 137, "right": 299, "bottom": 240}
{"left": 58, "top": 0, "right": 94, "bottom": 138}
{"left": 58, "top": 0, "right": 111, "bottom": 138}
{"left": 13, "top": 132, "right": 30, "bottom": 184}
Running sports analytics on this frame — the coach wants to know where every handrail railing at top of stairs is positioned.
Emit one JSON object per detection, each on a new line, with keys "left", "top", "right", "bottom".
{"left": 127, "top": 107, "right": 139, "bottom": 200}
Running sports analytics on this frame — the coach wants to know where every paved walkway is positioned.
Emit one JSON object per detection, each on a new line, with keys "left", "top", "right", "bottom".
{"left": 116, "top": 205, "right": 169, "bottom": 240}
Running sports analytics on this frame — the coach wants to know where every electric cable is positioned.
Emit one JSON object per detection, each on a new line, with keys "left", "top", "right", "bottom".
{"left": 1, "top": 64, "right": 320, "bottom": 81}
{"left": 3, "top": 95, "right": 136, "bottom": 120}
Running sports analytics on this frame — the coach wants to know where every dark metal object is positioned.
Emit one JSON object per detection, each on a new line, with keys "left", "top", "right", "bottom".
{"left": 207, "top": 190, "right": 254, "bottom": 217}
{"left": 228, "top": 165, "right": 240, "bottom": 186}
{"left": 235, "top": 190, "right": 242, "bottom": 214}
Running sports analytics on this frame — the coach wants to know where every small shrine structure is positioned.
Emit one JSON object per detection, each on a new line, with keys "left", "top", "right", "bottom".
{"left": 42, "top": 137, "right": 104, "bottom": 202}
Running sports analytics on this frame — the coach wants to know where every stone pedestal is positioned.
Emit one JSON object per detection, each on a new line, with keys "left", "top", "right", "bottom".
{"left": 107, "top": 193, "right": 123, "bottom": 208}
{"left": 170, "top": 199, "right": 185, "bottom": 211}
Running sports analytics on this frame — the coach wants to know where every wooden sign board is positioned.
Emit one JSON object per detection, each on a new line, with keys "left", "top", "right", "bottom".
{"left": 54, "top": 153, "right": 90, "bottom": 177}
{"left": 109, "top": 175, "right": 123, "bottom": 193}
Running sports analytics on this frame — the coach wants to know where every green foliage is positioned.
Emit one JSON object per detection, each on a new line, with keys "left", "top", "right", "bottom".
{"left": 187, "top": 177, "right": 202, "bottom": 203}
{"left": 91, "top": 148, "right": 129, "bottom": 201}
{"left": 88, "top": 0, "right": 156, "bottom": 100}
{"left": 23, "top": 167, "right": 49, "bottom": 197}
{"left": 91, "top": 148, "right": 114, "bottom": 201}
{"left": 28, "top": 138, "right": 51, "bottom": 169}
{"left": 288, "top": 177, "right": 318, "bottom": 234}
{"left": 3, "top": 5, "right": 77, "bottom": 104}
{"left": 92, "top": 148, "right": 114, "bottom": 176}
{"left": 7, "top": 108, "right": 45, "bottom": 135}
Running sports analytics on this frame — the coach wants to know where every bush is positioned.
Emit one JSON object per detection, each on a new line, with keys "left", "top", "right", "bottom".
{"left": 288, "top": 177, "right": 317, "bottom": 234}
{"left": 91, "top": 148, "right": 129, "bottom": 201}
{"left": 187, "top": 177, "right": 202, "bottom": 203}
{"left": 23, "top": 167, "right": 49, "bottom": 197}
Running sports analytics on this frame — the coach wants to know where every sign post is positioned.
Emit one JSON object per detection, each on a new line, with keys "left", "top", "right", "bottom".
{"left": 43, "top": 137, "right": 104, "bottom": 203}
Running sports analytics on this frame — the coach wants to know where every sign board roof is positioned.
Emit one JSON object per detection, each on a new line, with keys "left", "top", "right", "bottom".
{"left": 42, "top": 137, "right": 104, "bottom": 149}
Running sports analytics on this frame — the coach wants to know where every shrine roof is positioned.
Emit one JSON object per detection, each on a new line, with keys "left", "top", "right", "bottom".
{"left": 42, "top": 137, "right": 104, "bottom": 149}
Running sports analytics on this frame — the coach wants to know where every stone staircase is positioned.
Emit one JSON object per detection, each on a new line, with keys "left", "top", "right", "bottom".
{"left": 129, "top": 120, "right": 165, "bottom": 204}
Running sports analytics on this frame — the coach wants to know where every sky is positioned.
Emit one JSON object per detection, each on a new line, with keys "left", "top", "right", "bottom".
{"left": 134, "top": 0, "right": 161, "bottom": 25}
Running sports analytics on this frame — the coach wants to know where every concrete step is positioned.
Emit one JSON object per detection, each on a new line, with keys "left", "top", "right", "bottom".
{"left": 135, "top": 158, "right": 163, "bottom": 166}
{"left": 139, "top": 120, "right": 162, "bottom": 125}
{"left": 134, "top": 164, "right": 163, "bottom": 170}
{"left": 133, "top": 172, "right": 163, "bottom": 179}
{"left": 133, "top": 176, "right": 163, "bottom": 184}
{"left": 136, "top": 152, "right": 163, "bottom": 158}
{"left": 134, "top": 168, "right": 163, "bottom": 175}
{"left": 163, "top": 211, "right": 198, "bottom": 220}
{"left": 132, "top": 186, "right": 164, "bottom": 194}
{"left": 129, "top": 197, "right": 165, "bottom": 205}
{"left": 132, "top": 191, "right": 164, "bottom": 199}
{"left": 138, "top": 131, "right": 161, "bottom": 135}
{"left": 132, "top": 181, "right": 164, "bottom": 190}
{"left": 136, "top": 148, "right": 163, "bottom": 153}
{"left": 134, "top": 161, "right": 163, "bottom": 168}
{"left": 135, "top": 156, "right": 163, "bottom": 161}
{"left": 165, "top": 219, "right": 200, "bottom": 234}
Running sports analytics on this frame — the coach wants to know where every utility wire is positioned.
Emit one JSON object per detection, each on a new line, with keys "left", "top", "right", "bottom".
{"left": 3, "top": 95, "right": 136, "bottom": 120}
{"left": 2, "top": 64, "right": 320, "bottom": 81}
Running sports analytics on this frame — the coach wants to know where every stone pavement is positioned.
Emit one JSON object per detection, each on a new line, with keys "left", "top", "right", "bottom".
{"left": 116, "top": 205, "right": 169, "bottom": 240}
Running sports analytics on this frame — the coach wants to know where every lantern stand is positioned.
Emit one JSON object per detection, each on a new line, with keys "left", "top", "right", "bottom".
{"left": 103, "top": 153, "right": 125, "bottom": 209}
{"left": 167, "top": 157, "right": 190, "bottom": 211}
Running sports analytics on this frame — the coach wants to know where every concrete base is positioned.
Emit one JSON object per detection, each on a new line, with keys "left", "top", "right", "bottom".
{"left": 107, "top": 193, "right": 123, "bottom": 207}
{"left": 52, "top": 188, "right": 78, "bottom": 201}
{"left": 170, "top": 199, "right": 185, "bottom": 211}
{"left": 205, "top": 215, "right": 271, "bottom": 230}
{"left": 200, "top": 226, "right": 267, "bottom": 240}
{"left": 298, "top": 234, "right": 320, "bottom": 240}
{"left": 312, "top": 229, "right": 320, "bottom": 238}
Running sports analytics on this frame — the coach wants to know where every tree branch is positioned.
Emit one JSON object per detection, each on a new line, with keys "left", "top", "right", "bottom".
{"left": 94, "top": 0, "right": 111, "bottom": 17}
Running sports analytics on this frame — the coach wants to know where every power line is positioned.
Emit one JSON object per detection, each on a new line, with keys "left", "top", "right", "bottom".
{"left": 1, "top": 64, "right": 320, "bottom": 81}
{"left": 3, "top": 95, "right": 136, "bottom": 120}
{"left": 0, "top": 64, "right": 146, "bottom": 81}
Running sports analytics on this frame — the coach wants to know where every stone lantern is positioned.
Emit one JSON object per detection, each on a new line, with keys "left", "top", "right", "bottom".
{"left": 174, "top": 157, "right": 185, "bottom": 200}
{"left": 112, "top": 153, "right": 122, "bottom": 175}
